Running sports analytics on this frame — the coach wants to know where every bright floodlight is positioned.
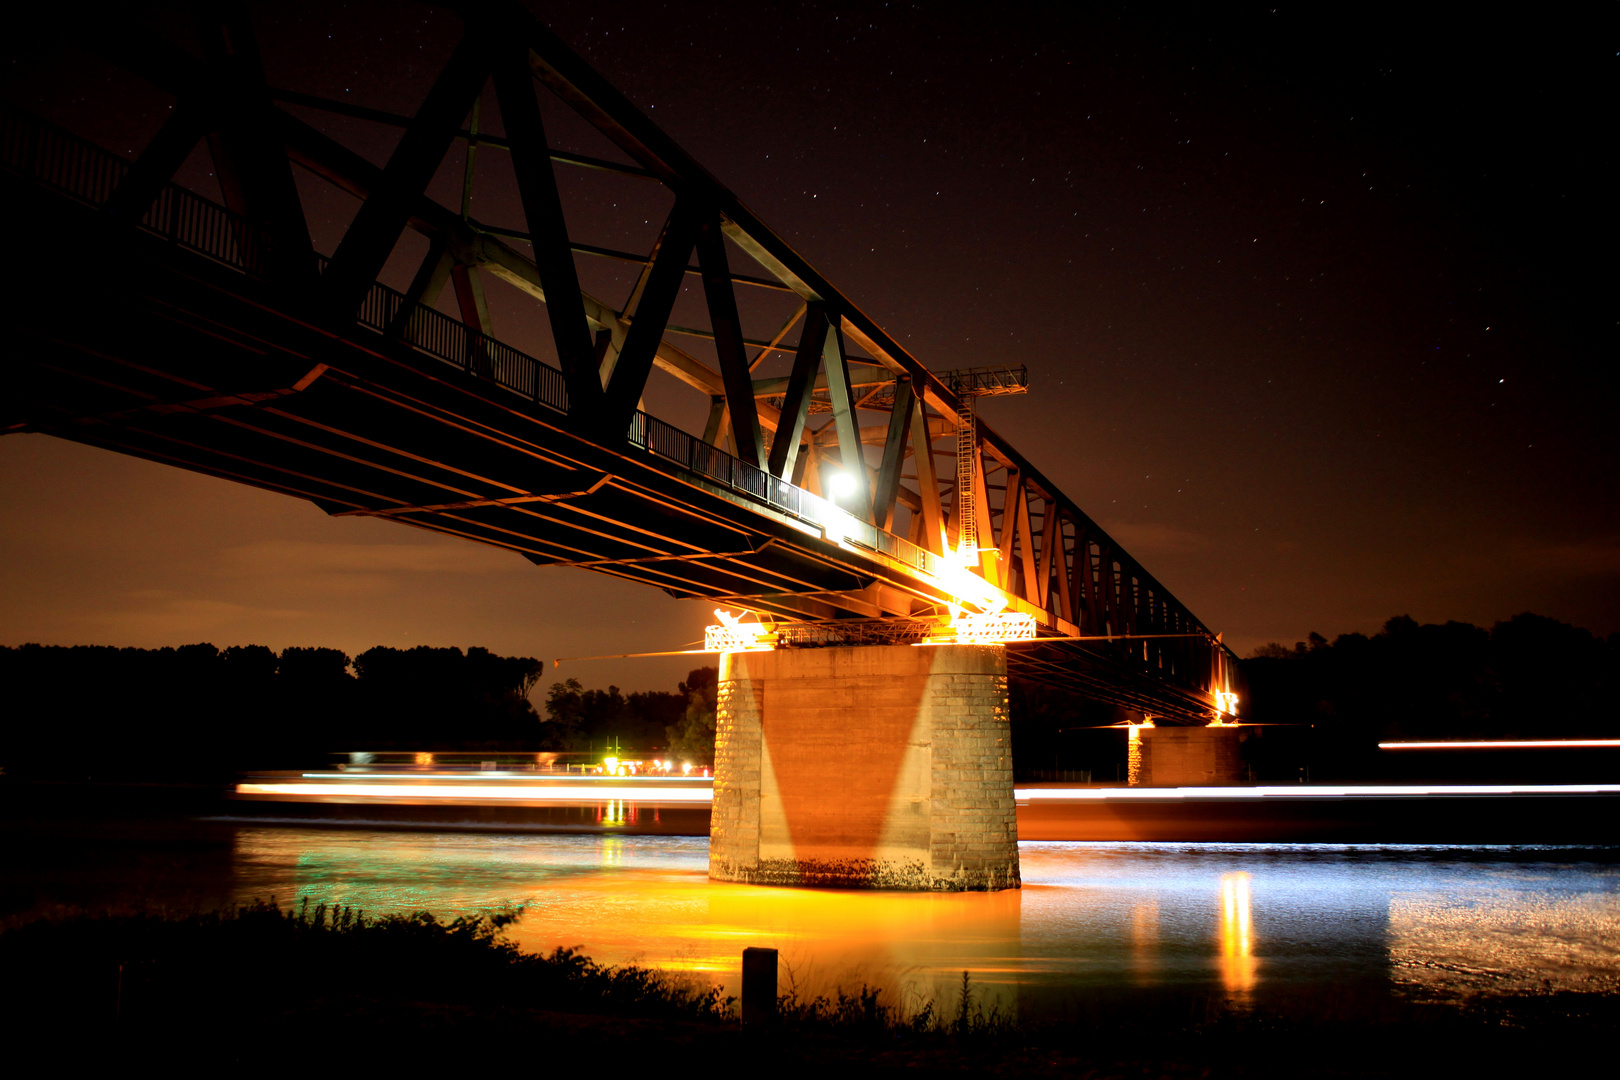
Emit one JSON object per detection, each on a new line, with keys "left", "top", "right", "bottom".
{"left": 829, "top": 471, "right": 858, "bottom": 498}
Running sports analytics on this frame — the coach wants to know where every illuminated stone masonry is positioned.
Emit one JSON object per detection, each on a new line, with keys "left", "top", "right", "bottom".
{"left": 1132, "top": 725, "right": 1245, "bottom": 786}
{"left": 710, "top": 643, "right": 1020, "bottom": 891}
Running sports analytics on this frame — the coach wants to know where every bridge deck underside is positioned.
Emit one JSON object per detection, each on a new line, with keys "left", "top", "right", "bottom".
{"left": 8, "top": 183, "right": 917, "bottom": 618}
{"left": 2, "top": 133, "right": 1226, "bottom": 724}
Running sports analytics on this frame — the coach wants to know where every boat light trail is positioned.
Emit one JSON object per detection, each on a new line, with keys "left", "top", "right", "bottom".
{"left": 237, "top": 782, "right": 714, "bottom": 802}
{"left": 1378, "top": 739, "right": 1620, "bottom": 750}
{"left": 297, "top": 772, "right": 703, "bottom": 782}
{"left": 1013, "top": 784, "right": 1620, "bottom": 800}
{"left": 240, "top": 780, "right": 1620, "bottom": 804}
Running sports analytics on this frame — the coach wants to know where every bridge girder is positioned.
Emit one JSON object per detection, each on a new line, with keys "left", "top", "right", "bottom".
{"left": 0, "top": 1, "right": 1243, "bottom": 722}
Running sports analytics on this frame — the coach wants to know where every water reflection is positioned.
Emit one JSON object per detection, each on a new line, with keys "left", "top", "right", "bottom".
{"left": 1391, "top": 885, "right": 1620, "bottom": 998}
{"left": 1129, "top": 897, "right": 1158, "bottom": 985}
{"left": 1219, "top": 872, "right": 1255, "bottom": 996}
{"left": 223, "top": 831, "right": 1620, "bottom": 1013}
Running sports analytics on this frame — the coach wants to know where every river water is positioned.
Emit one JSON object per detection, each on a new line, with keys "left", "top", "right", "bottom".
{"left": 203, "top": 826, "right": 1620, "bottom": 1017}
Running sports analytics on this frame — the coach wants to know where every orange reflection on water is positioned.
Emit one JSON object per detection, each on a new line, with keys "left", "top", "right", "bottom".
{"left": 1129, "top": 897, "right": 1159, "bottom": 984}
{"left": 507, "top": 852, "right": 1023, "bottom": 1009}
{"left": 1219, "top": 871, "right": 1255, "bottom": 995}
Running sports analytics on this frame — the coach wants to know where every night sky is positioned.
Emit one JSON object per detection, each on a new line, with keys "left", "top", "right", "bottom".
{"left": 1, "top": 2, "right": 1612, "bottom": 690}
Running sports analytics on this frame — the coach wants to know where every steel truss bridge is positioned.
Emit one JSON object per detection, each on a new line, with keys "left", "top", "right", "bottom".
{"left": 1, "top": 1, "right": 1241, "bottom": 722}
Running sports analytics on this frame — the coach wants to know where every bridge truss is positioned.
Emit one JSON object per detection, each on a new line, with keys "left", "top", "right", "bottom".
{"left": 1, "top": 1, "right": 1242, "bottom": 721}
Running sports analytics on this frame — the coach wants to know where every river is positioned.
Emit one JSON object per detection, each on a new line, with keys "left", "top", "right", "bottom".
{"left": 221, "top": 825, "right": 1620, "bottom": 1015}
{"left": 7, "top": 809, "right": 1617, "bottom": 1019}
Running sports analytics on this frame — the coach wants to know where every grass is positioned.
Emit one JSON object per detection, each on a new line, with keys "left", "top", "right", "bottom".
{"left": 1, "top": 899, "right": 1615, "bottom": 1076}
{"left": 0, "top": 896, "right": 730, "bottom": 1025}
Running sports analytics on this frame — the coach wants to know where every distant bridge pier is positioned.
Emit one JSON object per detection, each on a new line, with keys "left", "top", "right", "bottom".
{"left": 709, "top": 644, "right": 1020, "bottom": 891}
{"left": 1130, "top": 724, "right": 1245, "bottom": 786}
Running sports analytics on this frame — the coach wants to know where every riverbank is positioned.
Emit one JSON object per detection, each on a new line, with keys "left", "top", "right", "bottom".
{"left": 2, "top": 900, "right": 1613, "bottom": 1077}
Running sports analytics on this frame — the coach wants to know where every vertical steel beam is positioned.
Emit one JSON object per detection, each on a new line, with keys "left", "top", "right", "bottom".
{"left": 1124, "top": 572, "right": 1139, "bottom": 638}
{"left": 768, "top": 303, "right": 828, "bottom": 480}
{"left": 870, "top": 379, "right": 915, "bottom": 531}
{"left": 449, "top": 263, "right": 492, "bottom": 335}
{"left": 492, "top": 45, "right": 604, "bottom": 422}
{"left": 695, "top": 216, "right": 763, "bottom": 467}
{"left": 450, "top": 261, "right": 493, "bottom": 378}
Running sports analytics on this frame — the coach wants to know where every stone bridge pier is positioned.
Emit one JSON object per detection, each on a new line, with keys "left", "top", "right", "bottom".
{"left": 708, "top": 643, "right": 1020, "bottom": 891}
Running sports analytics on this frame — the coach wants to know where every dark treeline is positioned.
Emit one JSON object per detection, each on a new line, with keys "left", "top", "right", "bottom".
{"left": 5, "top": 612, "right": 1613, "bottom": 783}
{"left": 1010, "top": 611, "right": 1620, "bottom": 782}
{"left": 0, "top": 643, "right": 543, "bottom": 780}
{"left": 1241, "top": 612, "right": 1620, "bottom": 779}
{"left": 0, "top": 642, "right": 720, "bottom": 781}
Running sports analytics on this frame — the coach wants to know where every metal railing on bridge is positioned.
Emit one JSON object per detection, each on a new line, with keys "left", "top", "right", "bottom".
{"left": 0, "top": 102, "right": 943, "bottom": 586}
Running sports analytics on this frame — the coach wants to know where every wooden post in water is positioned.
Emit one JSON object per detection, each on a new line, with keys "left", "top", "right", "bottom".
{"left": 741, "top": 947, "right": 778, "bottom": 1027}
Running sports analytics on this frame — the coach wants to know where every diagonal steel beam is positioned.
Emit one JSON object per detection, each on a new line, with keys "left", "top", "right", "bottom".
{"left": 871, "top": 379, "right": 914, "bottom": 532}
{"left": 1015, "top": 478, "right": 1040, "bottom": 603}
{"left": 695, "top": 215, "right": 763, "bottom": 467}
{"left": 822, "top": 317, "right": 871, "bottom": 522}
{"left": 492, "top": 40, "right": 605, "bottom": 422}
{"left": 103, "top": 102, "right": 211, "bottom": 223}
{"left": 909, "top": 402, "right": 946, "bottom": 556}
{"left": 767, "top": 302, "right": 827, "bottom": 480}
{"left": 194, "top": 5, "right": 314, "bottom": 286}
{"left": 602, "top": 200, "right": 702, "bottom": 434}
{"left": 320, "top": 27, "right": 492, "bottom": 322}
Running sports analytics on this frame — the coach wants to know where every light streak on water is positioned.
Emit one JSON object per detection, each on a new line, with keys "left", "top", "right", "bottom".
{"left": 237, "top": 781, "right": 712, "bottom": 802}
{"left": 238, "top": 777, "right": 1620, "bottom": 805}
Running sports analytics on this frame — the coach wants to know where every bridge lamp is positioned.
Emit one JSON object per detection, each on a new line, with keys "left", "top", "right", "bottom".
{"left": 828, "top": 470, "right": 859, "bottom": 501}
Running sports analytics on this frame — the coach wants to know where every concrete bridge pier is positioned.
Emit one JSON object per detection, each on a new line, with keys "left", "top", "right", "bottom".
{"left": 709, "top": 643, "right": 1020, "bottom": 891}
{"left": 1130, "top": 724, "right": 1246, "bottom": 786}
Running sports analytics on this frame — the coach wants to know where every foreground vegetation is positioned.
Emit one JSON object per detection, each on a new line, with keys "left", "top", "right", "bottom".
{"left": 2, "top": 901, "right": 1614, "bottom": 1076}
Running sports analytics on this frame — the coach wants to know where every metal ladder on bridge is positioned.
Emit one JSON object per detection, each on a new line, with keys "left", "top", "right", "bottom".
{"left": 941, "top": 366, "right": 1029, "bottom": 555}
